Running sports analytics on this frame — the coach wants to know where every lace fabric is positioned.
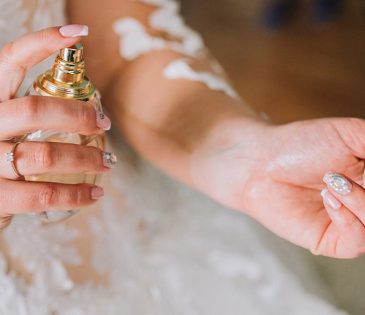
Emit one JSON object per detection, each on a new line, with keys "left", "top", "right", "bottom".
{"left": 0, "top": 1, "right": 347, "bottom": 314}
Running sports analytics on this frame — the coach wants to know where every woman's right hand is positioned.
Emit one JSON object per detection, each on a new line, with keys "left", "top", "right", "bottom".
{"left": 0, "top": 26, "right": 113, "bottom": 229}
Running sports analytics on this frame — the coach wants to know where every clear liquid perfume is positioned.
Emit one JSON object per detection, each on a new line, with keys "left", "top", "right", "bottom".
{"left": 22, "top": 43, "right": 105, "bottom": 223}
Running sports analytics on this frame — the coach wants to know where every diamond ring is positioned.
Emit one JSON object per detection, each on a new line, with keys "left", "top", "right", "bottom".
{"left": 5, "top": 142, "right": 23, "bottom": 179}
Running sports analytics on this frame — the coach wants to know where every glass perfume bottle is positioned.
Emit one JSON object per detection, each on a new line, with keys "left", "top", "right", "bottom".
{"left": 22, "top": 43, "right": 105, "bottom": 223}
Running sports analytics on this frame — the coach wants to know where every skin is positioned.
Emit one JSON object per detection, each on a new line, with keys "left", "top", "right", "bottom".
{"left": 0, "top": 27, "right": 112, "bottom": 227}
{"left": 67, "top": 0, "right": 365, "bottom": 258}
{"left": 0, "top": 1, "right": 364, "bottom": 260}
{"left": 190, "top": 117, "right": 365, "bottom": 259}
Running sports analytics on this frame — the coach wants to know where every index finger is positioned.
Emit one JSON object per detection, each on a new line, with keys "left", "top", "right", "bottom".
{"left": 0, "top": 25, "right": 88, "bottom": 101}
{"left": 0, "top": 96, "right": 110, "bottom": 139}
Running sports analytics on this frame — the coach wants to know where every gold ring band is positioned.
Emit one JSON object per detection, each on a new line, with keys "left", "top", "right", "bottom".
{"left": 5, "top": 142, "right": 22, "bottom": 179}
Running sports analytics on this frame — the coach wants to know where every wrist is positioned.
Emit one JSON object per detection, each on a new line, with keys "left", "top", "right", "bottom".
{"left": 189, "top": 115, "right": 273, "bottom": 211}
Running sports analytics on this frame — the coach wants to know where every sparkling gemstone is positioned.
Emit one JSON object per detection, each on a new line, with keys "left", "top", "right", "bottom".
{"left": 103, "top": 152, "right": 117, "bottom": 166}
{"left": 5, "top": 152, "right": 14, "bottom": 162}
{"left": 329, "top": 175, "right": 350, "bottom": 192}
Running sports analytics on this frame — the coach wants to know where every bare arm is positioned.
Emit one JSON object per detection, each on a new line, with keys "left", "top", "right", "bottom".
{"left": 68, "top": 0, "right": 365, "bottom": 259}
{"left": 67, "top": 0, "right": 259, "bottom": 186}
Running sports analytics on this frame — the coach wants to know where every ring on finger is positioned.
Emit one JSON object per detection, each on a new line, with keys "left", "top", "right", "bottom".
{"left": 0, "top": 137, "right": 14, "bottom": 142}
{"left": 4, "top": 142, "right": 23, "bottom": 179}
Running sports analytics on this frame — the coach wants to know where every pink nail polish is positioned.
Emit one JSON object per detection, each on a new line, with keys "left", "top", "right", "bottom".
{"left": 91, "top": 186, "right": 104, "bottom": 200}
{"left": 96, "top": 111, "right": 111, "bottom": 130}
{"left": 321, "top": 189, "right": 342, "bottom": 210}
{"left": 59, "top": 25, "right": 89, "bottom": 37}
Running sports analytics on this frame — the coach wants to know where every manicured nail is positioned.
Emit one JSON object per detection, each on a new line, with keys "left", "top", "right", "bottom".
{"left": 91, "top": 186, "right": 104, "bottom": 200}
{"left": 96, "top": 111, "right": 111, "bottom": 130}
{"left": 321, "top": 188, "right": 342, "bottom": 210}
{"left": 59, "top": 24, "right": 89, "bottom": 37}
{"left": 323, "top": 172, "right": 352, "bottom": 195}
{"left": 102, "top": 152, "right": 117, "bottom": 168}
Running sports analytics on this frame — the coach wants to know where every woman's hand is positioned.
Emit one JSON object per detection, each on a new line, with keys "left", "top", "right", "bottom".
{"left": 0, "top": 26, "right": 113, "bottom": 228}
{"left": 192, "top": 117, "right": 365, "bottom": 258}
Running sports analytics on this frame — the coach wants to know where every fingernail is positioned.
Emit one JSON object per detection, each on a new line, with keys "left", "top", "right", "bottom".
{"left": 91, "top": 186, "right": 104, "bottom": 200}
{"left": 102, "top": 152, "right": 117, "bottom": 168}
{"left": 96, "top": 111, "right": 111, "bottom": 130}
{"left": 59, "top": 24, "right": 89, "bottom": 37}
{"left": 323, "top": 172, "right": 352, "bottom": 195}
{"left": 321, "top": 188, "right": 342, "bottom": 210}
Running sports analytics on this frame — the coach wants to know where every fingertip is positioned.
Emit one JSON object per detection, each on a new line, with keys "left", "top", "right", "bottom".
{"left": 321, "top": 192, "right": 355, "bottom": 230}
{"left": 320, "top": 188, "right": 346, "bottom": 227}
{"left": 320, "top": 188, "right": 328, "bottom": 198}
{"left": 59, "top": 24, "right": 89, "bottom": 38}
{"left": 321, "top": 188, "right": 342, "bottom": 210}
{"left": 96, "top": 111, "right": 112, "bottom": 131}
{"left": 323, "top": 172, "right": 352, "bottom": 195}
{"left": 91, "top": 186, "right": 104, "bottom": 200}
{"left": 6, "top": 26, "right": 85, "bottom": 72}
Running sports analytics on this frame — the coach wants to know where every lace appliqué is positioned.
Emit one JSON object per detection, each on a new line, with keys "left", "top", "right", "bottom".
{"left": 164, "top": 59, "right": 239, "bottom": 99}
{"left": 113, "top": 0, "right": 240, "bottom": 99}
{"left": 0, "top": 149, "right": 348, "bottom": 314}
{"left": 0, "top": 0, "right": 348, "bottom": 314}
{"left": 0, "top": 0, "right": 27, "bottom": 47}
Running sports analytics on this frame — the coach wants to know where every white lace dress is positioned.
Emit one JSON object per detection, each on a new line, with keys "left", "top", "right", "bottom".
{"left": 0, "top": 1, "right": 348, "bottom": 314}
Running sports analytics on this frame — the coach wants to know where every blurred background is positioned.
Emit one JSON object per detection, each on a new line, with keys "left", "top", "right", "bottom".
{"left": 182, "top": 0, "right": 364, "bottom": 122}
{"left": 181, "top": 0, "right": 365, "bottom": 314}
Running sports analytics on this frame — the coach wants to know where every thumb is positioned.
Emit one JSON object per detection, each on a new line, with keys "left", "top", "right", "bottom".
{"left": 0, "top": 25, "right": 88, "bottom": 101}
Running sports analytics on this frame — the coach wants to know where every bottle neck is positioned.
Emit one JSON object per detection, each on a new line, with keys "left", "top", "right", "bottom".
{"left": 51, "top": 55, "right": 85, "bottom": 84}
{"left": 34, "top": 44, "right": 96, "bottom": 100}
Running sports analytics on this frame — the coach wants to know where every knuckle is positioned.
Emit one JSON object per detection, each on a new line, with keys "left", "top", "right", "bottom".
{"left": 34, "top": 28, "right": 53, "bottom": 48}
{"left": 70, "top": 146, "right": 100, "bottom": 172}
{"left": 66, "top": 185, "right": 87, "bottom": 207}
{"left": 21, "top": 96, "right": 41, "bottom": 121}
{"left": 1, "top": 41, "right": 15, "bottom": 56}
{"left": 77, "top": 104, "right": 96, "bottom": 132}
{"left": 0, "top": 42, "right": 15, "bottom": 65}
{"left": 82, "top": 147, "right": 103, "bottom": 170}
{"left": 39, "top": 184, "right": 59, "bottom": 209}
{"left": 0, "top": 42, "right": 27, "bottom": 77}
{"left": 37, "top": 28, "right": 48, "bottom": 42}
{"left": 36, "top": 28, "right": 57, "bottom": 52}
{"left": 36, "top": 142, "right": 56, "bottom": 169}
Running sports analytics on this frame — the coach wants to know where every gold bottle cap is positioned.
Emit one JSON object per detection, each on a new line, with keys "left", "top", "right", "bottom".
{"left": 33, "top": 43, "right": 96, "bottom": 101}
{"left": 59, "top": 43, "right": 84, "bottom": 63}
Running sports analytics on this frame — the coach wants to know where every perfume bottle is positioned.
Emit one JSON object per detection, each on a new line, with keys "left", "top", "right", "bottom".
{"left": 22, "top": 43, "right": 105, "bottom": 223}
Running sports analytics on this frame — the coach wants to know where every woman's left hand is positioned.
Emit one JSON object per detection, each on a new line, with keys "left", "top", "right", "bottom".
{"left": 192, "top": 117, "right": 365, "bottom": 258}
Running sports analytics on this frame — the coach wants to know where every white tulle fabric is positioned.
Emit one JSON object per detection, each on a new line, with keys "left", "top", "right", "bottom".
{"left": 0, "top": 1, "right": 347, "bottom": 314}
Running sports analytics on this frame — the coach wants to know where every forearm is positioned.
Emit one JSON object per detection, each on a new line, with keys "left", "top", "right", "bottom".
{"left": 67, "top": 0, "right": 265, "bottom": 189}
{"left": 104, "top": 50, "right": 260, "bottom": 185}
